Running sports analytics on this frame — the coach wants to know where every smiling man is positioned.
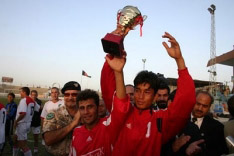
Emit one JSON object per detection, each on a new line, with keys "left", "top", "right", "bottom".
{"left": 43, "top": 81, "right": 81, "bottom": 156}
{"left": 101, "top": 32, "right": 196, "bottom": 156}
{"left": 70, "top": 51, "right": 131, "bottom": 155}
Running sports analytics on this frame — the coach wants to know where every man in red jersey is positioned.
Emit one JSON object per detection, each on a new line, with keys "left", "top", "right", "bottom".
{"left": 101, "top": 32, "right": 196, "bottom": 156}
{"left": 70, "top": 51, "right": 131, "bottom": 156}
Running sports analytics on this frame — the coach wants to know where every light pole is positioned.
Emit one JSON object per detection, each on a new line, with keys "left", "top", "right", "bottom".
{"left": 142, "top": 59, "right": 146, "bottom": 70}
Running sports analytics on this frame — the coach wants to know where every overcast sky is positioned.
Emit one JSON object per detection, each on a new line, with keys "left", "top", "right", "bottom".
{"left": 0, "top": 0, "right": 233, "bottom": 91}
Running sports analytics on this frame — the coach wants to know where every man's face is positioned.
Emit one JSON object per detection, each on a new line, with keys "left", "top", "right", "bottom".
{"left": 126, "top": 86, "right": 134, "bottom": 104}
{"left": 64, "top": 90, "right": 78, "bottom": 108}
{"left": 98, "top": 99, "right": 107, "bottom": 118}
{"left": 156, "top": 89, "right": 169, "bottom": 109}
{"left": 134, "top": 83, "right": 155, "bottom": 110}
{"left": 192, "top": 93, "right": 211, "bottom": 118}
{"left": 51, "top": 88, "right": 59, "bottom": 101}
{"left": 79, "top": 99, "right": 99, "bottom": 126}
{"left": 31, "top": 92, "right": 38, "bottom": 101}
{"left": 20, "top": 89, "right": 25, "bottom": 98}
{"left": 7, "top": 95, "right": 14, "bottom": 103}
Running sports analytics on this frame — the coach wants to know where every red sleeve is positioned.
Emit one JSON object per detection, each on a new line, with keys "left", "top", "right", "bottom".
{"left": 106, "top": 94, "right": 131, "bottom": 145}
{"left": 100, "top": 59, "right": 116, "bottom": 113}
{"left": 162, "top": 68, "right": 196, "bottom": 144}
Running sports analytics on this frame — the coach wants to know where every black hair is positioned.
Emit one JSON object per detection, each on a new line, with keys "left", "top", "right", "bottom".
{"left": 134, "top": 70, "right": 160, "bottom": 94}
{"left": 158, "top": 83, "right": 170, "bottom": 95}
{"left": 227, "top": 95, "right": 234, "bottom": 116}
{"left": 77, "top": 89, "right": 99, "bottom": 107}
{"left": 8, "top": 92, "right": 15, "bottom": 99}
{"left": 196, "top": 90, "right": 214, "bottom": 105}
{"left": 21, "top": 87, "right": 30, "bottom": 96}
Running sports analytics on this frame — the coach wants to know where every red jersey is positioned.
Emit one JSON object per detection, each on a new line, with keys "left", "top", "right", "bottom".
{"left": 70, "top": 95, "right": 131, "bottom": 156}
{"left": 101, "top": 61, "right": 196, "bottom": 156}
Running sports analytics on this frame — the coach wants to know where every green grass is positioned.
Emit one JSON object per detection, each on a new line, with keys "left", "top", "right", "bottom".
{"left": 1, "top": 97, "right": 47, "bottom": 156}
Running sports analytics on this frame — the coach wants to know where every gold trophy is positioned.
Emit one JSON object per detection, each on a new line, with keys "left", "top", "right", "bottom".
{"left": 101, "top": 5, "right": 147, "bottom": 56}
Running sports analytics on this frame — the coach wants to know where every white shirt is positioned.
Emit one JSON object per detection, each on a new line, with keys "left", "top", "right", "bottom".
{"left": 15, "top": 97, "right": 38, "bottom": 123}
{"left": 0, "top": 104, "right": 6, "bottom": 144}
{"left": 191, "top": 114, "right": 204, "bottom": 129}
{"left": 41, "top": 100, "right": 64, "bottom": 119}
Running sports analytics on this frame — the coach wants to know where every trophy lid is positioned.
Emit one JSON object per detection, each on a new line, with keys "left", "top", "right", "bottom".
{"left": 117, "top": 5, "right": 147, "bottom": 36}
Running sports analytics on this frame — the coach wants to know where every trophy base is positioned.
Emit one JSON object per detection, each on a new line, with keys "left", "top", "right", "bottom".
{"left": 101, "top": 33, "right": 124, "bottom": 57}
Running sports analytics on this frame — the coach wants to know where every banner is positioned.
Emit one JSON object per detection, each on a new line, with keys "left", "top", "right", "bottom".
{"left": 2, "top": 77, "right": 13, "bottom": 83}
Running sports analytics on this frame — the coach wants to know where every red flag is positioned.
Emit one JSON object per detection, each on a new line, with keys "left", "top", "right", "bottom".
{"left": 82, "top": 70, "right": 91, "bottom": 78}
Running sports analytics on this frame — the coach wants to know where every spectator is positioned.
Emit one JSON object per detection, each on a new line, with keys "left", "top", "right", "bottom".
{"left": 153, "top": 83, "right": 170, "bottom": 110}
{"left": 4, "top": 93, "right": 17, "bottom": 151}
{"left": 41, "top": 87, "right": 64, "bottom": 127}
{"left": 174, "top": 90, "right": 228, "bottom": 156}
{"left": 125, "top": 84, "right": 134, "bottom": 104}
{"left": 30, "top": 90, "right": 42, "bottom": 155}
{"left": 98, "top": 99, "right": 109, "bottom": 118}
{"left": 43, "top": 81, "right": 81, "bottom": 156}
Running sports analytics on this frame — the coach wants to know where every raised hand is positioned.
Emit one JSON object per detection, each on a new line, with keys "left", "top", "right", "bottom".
{"left": 162, "top": 32, "right": 185, "bottom": 70}
{"left": 105, "top": 53, "right": 126, "bottom": 73}
{"left": 162, "top": 32, "right": 182, "bottom": 59}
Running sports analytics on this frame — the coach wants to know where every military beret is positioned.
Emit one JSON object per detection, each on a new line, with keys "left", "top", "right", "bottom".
{"left": 61, "top": 81, "right": 81, "bottom": 94}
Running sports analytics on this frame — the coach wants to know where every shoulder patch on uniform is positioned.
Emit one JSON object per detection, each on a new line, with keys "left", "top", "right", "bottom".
{"left": 46, "top": 113, "right": 55, "bottom": 120}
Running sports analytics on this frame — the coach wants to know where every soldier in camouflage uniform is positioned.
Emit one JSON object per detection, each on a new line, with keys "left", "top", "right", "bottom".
{"left": 43, "top": 81, "right": 81, "bottom": 156}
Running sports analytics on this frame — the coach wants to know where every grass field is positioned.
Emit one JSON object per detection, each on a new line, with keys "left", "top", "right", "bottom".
{"left": 1, "top": 97, "right": 47, "bottom": 156}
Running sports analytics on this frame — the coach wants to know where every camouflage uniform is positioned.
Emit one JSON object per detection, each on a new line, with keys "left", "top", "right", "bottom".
{"left": 43, "top": 105, "right": 74, "bottom": 156}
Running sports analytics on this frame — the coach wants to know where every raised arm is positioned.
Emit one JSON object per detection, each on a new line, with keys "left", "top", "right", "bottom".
{"left": 100, "top": 58, "right": 116, "bottom": 112}
{"left": 105, "top": 54, "right": 126, "bottom": 99}
{"left": 161, "top": 32, "right": 196, "bottom": 144}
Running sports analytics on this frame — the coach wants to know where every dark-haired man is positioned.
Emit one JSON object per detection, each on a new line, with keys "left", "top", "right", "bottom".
{"left": 101, "top": 32, "right": 196, "bottom": 155}
{"left": 98, "top": 99, "right": 109, "bottom": 118}
{"left": 43, "top": 81, "right": 81, "bottom": 156}
{"left": 30, "top": 90, "right": 42, "bottom": 154}
{"left": 70, "top": 51, "right": 130, "bottom": 155}
{"left": 187, "top": 90, "right": 228, "bottom": 156}
{"left": 125, "top": 84, "right": 134, "bottom": 104}
{"left": 4, "top": 93, "right": 17, "bottom": 151}
{"left": 13, "top": 87, "right": 39, "bottom": 156}
{"left": 154, "top": 83, "right": 170, "bottom": 110}
{"left": 174, "top": 90, "right": 228, "bottom": 156}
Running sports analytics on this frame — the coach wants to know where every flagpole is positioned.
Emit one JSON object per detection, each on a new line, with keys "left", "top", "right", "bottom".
{"left": 86, "top": 78, "right": 89, "bottom": 89}
{"left": 80, "top": 74, "right": 83, "bottom": 89}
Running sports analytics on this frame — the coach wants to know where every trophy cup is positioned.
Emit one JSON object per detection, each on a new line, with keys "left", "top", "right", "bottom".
{"left": 101, "top": 5, "right": 147, "bottom": 56}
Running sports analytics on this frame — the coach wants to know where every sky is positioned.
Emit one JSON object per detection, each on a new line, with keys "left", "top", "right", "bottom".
{"left": 0, "top": 0, "right": 233, "bottom": 91}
